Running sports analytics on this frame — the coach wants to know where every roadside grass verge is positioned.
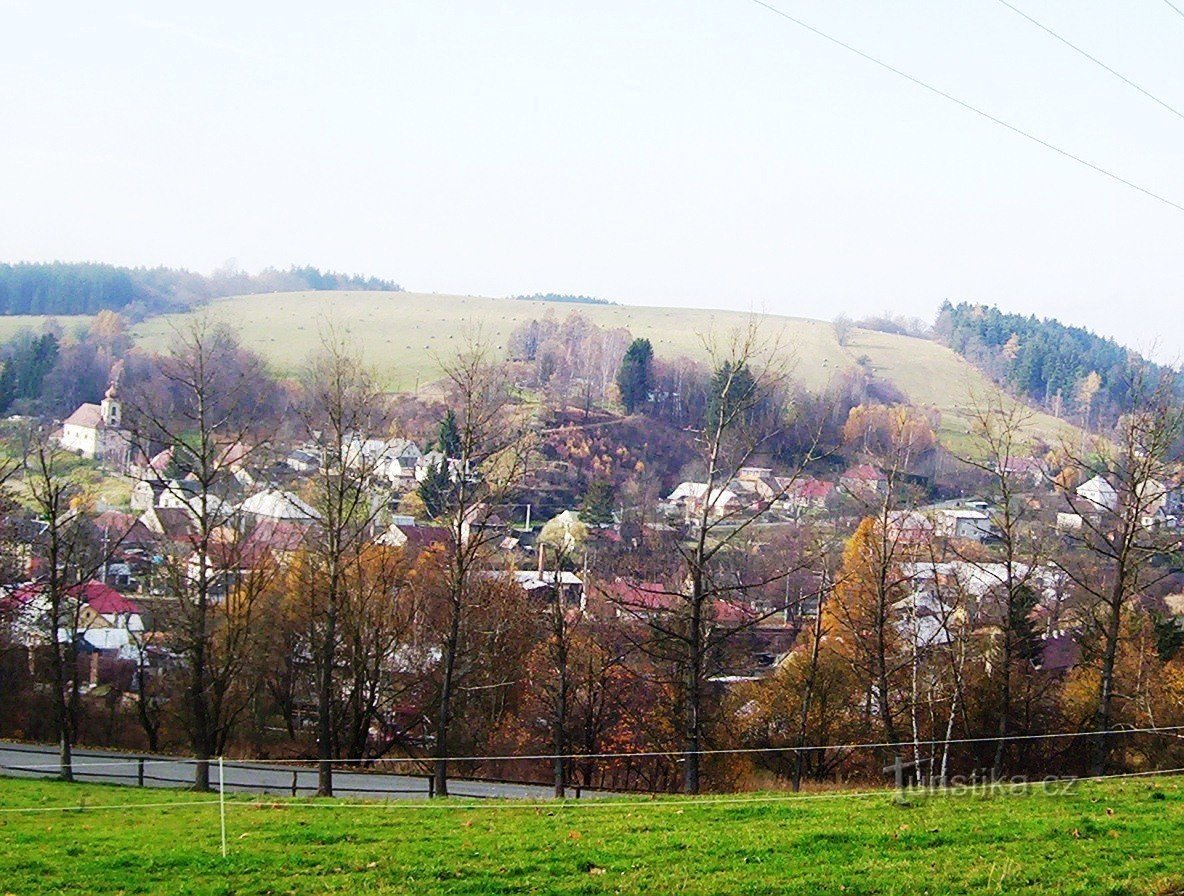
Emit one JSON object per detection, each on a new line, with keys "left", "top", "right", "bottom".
{"left": 2, "top": 775, "right": 1183, "bottom": 894}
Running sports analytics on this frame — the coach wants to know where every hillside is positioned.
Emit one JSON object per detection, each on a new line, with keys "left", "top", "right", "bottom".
{"left": 2, "top": 776, "right": 1182, "bottom": 894}
{"left": 131, "top": 290, "right": 1077, "bottom": 449}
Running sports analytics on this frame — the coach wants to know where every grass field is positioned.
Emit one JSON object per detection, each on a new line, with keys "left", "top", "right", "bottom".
{"left": 129, "top": 291, "right": 1077, "bottom": 450}
{"left": 1, "top": 775, "right": 1182, "bottom": 894}
{"left": 0, "top": 313, "right": 96, "bottom": 342}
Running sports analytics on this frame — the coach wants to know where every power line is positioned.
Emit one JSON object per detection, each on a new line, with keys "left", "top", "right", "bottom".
{"left": 993, "top": 0, "right": 1184, "bottom": 122}
{"left": 743, "top": 0, "right": 1184, "bottom": 214}
{"left": 1162, "top": 0, "right": 1184, "bottom": 22}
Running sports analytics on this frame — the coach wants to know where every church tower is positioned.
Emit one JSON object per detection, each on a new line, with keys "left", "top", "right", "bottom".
{"left": 100, "top": 380, "right": 121, "bottom": 427}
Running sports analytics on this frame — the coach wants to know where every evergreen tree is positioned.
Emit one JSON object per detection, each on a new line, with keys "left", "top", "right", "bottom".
{"left": 417, "top": 459, "right": 454, "bottom": 518}
{"left": 615, "top": 338, "right": 653, "bottom": 414}
{"left": 438, "top": 409, "right": 461, "bottom": 457}
{"left": 705, "top": 360, "right": 760, "bottom": 431}
{"left": 578, "top": 480, "right": 616, "bottom": 526}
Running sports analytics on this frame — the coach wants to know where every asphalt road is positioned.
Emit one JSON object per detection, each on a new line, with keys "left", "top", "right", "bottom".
{"left": 0, "top": 742, "right": 587, "bottom": 800}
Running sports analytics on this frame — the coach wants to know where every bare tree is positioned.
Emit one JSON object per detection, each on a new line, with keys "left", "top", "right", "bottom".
{"left": 294, "top": 331, "right": 394, "bottom": 796}
{"left": 956, "top": 391, "right": 1048, "bottom": 777}
{"left": 430, "top": 337, "right": 534, "bottom": 796}
{"left": 1054, "top": 373, "right": 1184, "bottom": 774}
{"left": 125, "top": 318, "right": 275, "bottom": 790}
{"left": 17, "top": 426, "right": 121, "bottom": 780}
{"left": 621, "top": 322, "right": 828, "bottom": 793}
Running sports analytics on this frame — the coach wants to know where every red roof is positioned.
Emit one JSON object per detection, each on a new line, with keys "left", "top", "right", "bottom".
{"left": 10, "top": 580, "right": 140, "bottom": 615}
{"left": 80, "top": 581, "right": 141, "bottom": 615}
{"left": 602, "top": 580, "right": 680, "bottom": 613}
{"left": 843, "top": 464, "right": 886, "bottom": 482}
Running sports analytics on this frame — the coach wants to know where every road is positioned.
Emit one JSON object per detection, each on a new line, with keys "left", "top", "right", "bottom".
{"left": 0, "top": 742, "right": 591, "bottom": 800}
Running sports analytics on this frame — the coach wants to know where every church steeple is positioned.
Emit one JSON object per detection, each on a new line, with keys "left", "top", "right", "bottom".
{"left": 100, "top": 362, "right": 123, "bottom": 427}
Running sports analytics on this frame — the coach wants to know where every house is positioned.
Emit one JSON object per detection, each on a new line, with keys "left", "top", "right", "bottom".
{"left": 778, "top": 478, "right": 834, "bottom": 514}
{"left": 509, "top": 569, "right": 585, "bottom": 608}
{"left": 414, "top": 450, "right": 466, "bottom": 483}
{"left": 157, "top": 478, "right": 201, "bottom": 510}
{"left": 997, "top": 456, "right": 1048, "bottom": 487}
{"left": 385, "top": 439, "right": 423, "bottom": 484}
{"left": 58, "top": 380, "right": 131, "bottom": 468}
{"left": 130, "top": 479, "right": 169, "bottom": 512}
{"left": 5, "top": 581, "right": 144, "bottom": 656}
{"left": 243, "top": 517, "right": 313, "bottom": 557}
{"left": 933, "top": 507, "right": 992, "bottom": 542}
{"left": 239, "top": 488, "right": 318, "bottom": 522}
{"left": 1076, "top": 475, "right": 1118, "bottom": 512}
{"left": 664, "top": 482, "right": 746, "bottom": 521}
{"left": 839, "top": 464, "right": 887, "bottom": 497}
{"left": 139, "top": 506, "right": 199, "bottom": 544}
{"left": 376, "top": 521, "right": 450, "bottom": 557}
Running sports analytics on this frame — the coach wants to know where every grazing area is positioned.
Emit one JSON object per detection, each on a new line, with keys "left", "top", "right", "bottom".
{"left": 2, "top": 776, "right": 1183, "bottom": 894}
{"left": 131, "top": 290, "right": 1074, "bottom": 448}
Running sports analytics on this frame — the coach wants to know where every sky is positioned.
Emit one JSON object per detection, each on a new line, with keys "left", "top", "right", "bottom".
{"left": 2, "top": 1, "right": 1181, "bottom": 358}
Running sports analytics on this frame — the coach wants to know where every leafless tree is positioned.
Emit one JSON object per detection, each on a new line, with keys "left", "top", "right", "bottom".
{"left": 955, "top": 391, "right": 1049, "bottom": 777}
{"left": 620, "top": 321, "right": 828, "bottom": 793}
{"left": 125, "top": 317, "right": 275, "bottom": 790}
{"left": 294, "top": 331, "right": 394, "bottom": 796}
{"left": 430, "top": 336, "right": 534, "bottom": 796}
{"left": 1054, "top": 372, "right": 1184, "bottom": 774}
{"left": 17, "top": 426, "right": 122, "bottom": 780}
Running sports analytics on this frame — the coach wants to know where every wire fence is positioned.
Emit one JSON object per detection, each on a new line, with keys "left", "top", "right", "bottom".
{"left": 4, "top": 733, "right": 1184, "bottom": 862}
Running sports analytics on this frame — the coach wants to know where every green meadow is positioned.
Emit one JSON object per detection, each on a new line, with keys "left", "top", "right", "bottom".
{"left": 1, "top": 775, "right": 1181, "bottom": 894}
{"left": 129, "top": 291, "right": 1076, "bottom": 450}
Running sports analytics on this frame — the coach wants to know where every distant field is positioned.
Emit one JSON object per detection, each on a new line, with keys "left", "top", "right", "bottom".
{"left": 0, "top": 313, "right": 96, "bottom": 341}
{"left": 131, "top": 291, "right": 1078, "bottom": 449}
{"left": 2, "top": 775, "right": 1183, "bottom": 894}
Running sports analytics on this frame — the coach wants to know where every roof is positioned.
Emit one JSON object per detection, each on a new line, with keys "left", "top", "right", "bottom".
{"left": 143, "top": 506, "right": 198, "bottom": 541}
{"left": 842, "top": 464, "right": 886, "bottom": 482}
{"left": 63, "top": 403, "right": 103, "bottom": 429}
{"left": 244, "top": 518, "right": 312, "bottom": 553}
{"left": 11, "top": 580, "right": 140, "bottom": 615}
{"left": 93, "top": 510, "right": 155, "bottom": 545}
{"left": 240, "top": 489, "right": 318, "bottom": 521}
{"left": 80, "top": 581, "right": 141, "bottom": 616}
{"left": 602, "top": 580, "right": 680, "bottom": 612}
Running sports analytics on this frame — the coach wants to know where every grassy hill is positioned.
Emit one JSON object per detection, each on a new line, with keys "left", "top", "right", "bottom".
{"left": 130, "top": 291, "right": 1076, "bottom": 450}
{"left": 1, "top": 775, "right": 1182, "bottom": 894}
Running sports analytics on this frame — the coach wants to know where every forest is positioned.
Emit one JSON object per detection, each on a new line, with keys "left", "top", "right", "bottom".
{"left": 0, "top": 262, "right": 402, "bottom": 316}
{"left": 935, "top": 300, "right": 1179, "bottom": 426}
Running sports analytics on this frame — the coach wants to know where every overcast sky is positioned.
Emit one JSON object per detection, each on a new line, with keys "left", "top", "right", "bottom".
{"left": 2, "top": 1, "right": 1181, "bottom": 357}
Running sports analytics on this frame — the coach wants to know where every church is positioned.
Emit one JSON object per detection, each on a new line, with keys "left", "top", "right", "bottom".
{"left": 59, "top": 377, "right": 131, "bottom": 469}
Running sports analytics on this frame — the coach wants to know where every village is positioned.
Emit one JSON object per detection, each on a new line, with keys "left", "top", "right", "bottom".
{"left": 2, "top": 313, "right": 1184, "bottom": 799}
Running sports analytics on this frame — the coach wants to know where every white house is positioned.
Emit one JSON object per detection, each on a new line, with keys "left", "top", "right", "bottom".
{"left": 59, "top": 381, "right": 131, "bottom": 468}
{"left": 1077, "top": 475, "right": 1118, "bottom": 512}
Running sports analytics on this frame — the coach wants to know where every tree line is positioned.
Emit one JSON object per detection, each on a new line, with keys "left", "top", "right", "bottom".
{"left": 0, "top": 262, "right": 402, "bottom": 317}
{"left": 934, "top": 300, "right": 1181, "bottom": 428}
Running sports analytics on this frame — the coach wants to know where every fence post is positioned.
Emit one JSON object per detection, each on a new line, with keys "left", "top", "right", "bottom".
{"left": 291, "top": 770, "right": 298, "bottom": 797}
{"left": 427, "top": 775, "right": 435, "bottom": 799}
{"left": 137, "top": 757, "right": 145, "bottom": 788}
{"left": 219, "top": 756, "right": 227, "bottom": 860}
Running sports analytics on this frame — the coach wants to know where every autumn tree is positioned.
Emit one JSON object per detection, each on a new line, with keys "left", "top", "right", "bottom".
{"left": 1056, "top": 372, "right": 1184, "bottom": 774}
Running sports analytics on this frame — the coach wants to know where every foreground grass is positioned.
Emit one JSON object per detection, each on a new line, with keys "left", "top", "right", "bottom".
{"left": 1, "top": 776, "right": 1182, "bottom": 894}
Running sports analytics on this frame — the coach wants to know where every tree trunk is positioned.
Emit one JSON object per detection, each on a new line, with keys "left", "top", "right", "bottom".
{"left": 318, "top": 599, "right": 338, "bottom": 797}
{"left": 433, "top": 591, "right": 462, "bottom": 798}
